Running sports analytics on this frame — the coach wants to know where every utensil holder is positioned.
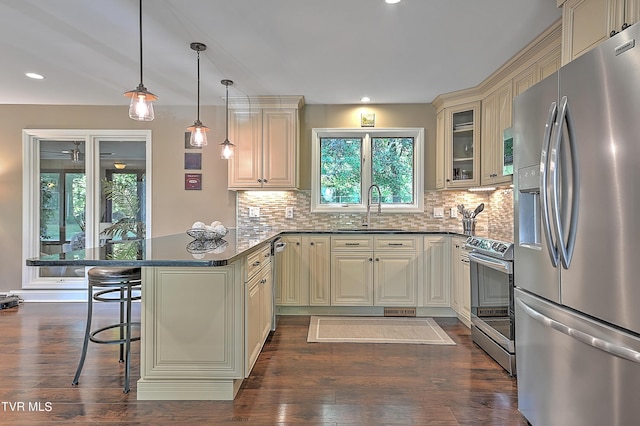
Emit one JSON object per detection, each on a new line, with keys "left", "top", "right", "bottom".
{"left": 462, "top": 218, "right": 476, "bottom": 235}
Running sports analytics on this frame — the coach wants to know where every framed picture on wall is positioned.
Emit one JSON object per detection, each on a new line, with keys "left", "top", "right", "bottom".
{"left": 184, "top": 152, "right": 202, "bottom": 170}
{"left": 361, "top": 113, "right": 375, "bottom": 127}
{"left": 185, "top": 173, "right": 202, "bottom": 190}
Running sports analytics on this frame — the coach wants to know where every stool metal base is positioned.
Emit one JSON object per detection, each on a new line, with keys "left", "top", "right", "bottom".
{"left": 73, "top": 267, "right": 141, "bottom": 394}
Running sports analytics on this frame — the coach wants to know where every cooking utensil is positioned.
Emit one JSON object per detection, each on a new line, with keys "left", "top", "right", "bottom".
{"left": 471, "top": 203, "right": 484, "bottom": 218}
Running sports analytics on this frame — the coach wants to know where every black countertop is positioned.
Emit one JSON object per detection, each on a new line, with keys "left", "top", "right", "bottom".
{"left": 26, "top": 228, "right": 476, "bottom": 267}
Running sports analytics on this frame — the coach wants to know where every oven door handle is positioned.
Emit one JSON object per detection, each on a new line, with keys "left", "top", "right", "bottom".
{"left": 468, "top": 252, "right": 513, "bottom": 274}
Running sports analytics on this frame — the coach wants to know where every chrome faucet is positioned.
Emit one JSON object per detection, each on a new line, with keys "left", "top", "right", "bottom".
{"left": 363, "top": 184, "right": 382, "bottom": 227}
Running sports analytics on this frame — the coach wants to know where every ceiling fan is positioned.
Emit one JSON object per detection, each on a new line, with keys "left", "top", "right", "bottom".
{"left": 41, "top": 141, "right": 114, "bottom": 161}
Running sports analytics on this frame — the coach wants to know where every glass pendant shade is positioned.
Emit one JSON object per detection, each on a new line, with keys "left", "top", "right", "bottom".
{"left": 125, "top": 84, "right": 157, "bottom": 121}
{"left": 187, "top": 42, "right": 208, "bottom": 147}
{"left": 220, "top": 79, "right": 235, "bottom": 160}
{"left": 188, "top": 121, "right": 210, "bottom": 147}
{"left": 125, "top": 0, "right": 157, "bottom": 121}
{"left": 220, "top": 139, "right": 234, "bottom": 159}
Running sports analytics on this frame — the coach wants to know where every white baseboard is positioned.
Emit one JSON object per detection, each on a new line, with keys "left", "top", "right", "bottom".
{"left": 7, "top": 289, "right": 88, "bottom": 302}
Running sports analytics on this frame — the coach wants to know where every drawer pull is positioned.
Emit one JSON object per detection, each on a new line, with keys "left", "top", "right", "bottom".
{"left": 252, "top": 261, "right": 261, "bottom": 267}
{"left": 388, "top": 243, "right": 404, "bottom": 246}
{"left": 345, "top": 243, "right": 360, "bottom": 246}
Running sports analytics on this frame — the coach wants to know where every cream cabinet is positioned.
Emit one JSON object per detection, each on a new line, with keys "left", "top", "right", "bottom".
{"left": 275, "top": 235, "right": 303, "bottom": 305}
{"left": 245, "top": 245, "right": 272, "bottom": 374}
{"left": 275, "top": 234, "right": 330, "bottom": 306}
{"left": 420, "top": 236, "right": 451, "bottom": 307}
{"left": 451, "top": 237, "right": 471, "bottom": 327}
{"left": 373, "top": 236, "right": 418, "bottom": 306}
{"left": 435, "top": 110, "right": 446, "bottom": 189}
{"left": 306, "top": 235, "right": 331, "bottom": 306}
{"left": 436, "top": 101, "right": 481, "bottom": 189}
{"left": 561, "top": 0, "right": 640, "bottom": 64}
{"left": 481, "top": 81, "right": 513, "bottom": 186}
{"left": 331, "top": 236, "right": 374, "bottom": 306}
{"left": 228, "top": 96, "right": 303, "bottom": 190}
{"left": 331, "top": 235, "right": 419, "bottom": 307}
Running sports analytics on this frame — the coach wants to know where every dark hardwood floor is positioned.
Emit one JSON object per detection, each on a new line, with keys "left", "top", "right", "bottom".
{"left": 0, "top": 303, "right": 527, "bottom": 425}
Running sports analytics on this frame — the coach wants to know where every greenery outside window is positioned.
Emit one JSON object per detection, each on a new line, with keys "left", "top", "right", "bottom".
{"left": 311, "top": 128, "right": 424, "bottom": 213}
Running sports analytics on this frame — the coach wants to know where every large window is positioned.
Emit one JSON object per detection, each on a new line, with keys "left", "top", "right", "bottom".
{"left": 311, "top": 128, "right": 424, "bottom": 213}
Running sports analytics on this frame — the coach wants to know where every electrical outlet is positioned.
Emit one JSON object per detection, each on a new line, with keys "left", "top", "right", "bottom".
{"left": 433, "top": 207, "right": 444, "bottom": 218}
{"left": 249, "top": 206, "right": 260, "bottom": 218}
{"left": 285, "top": 207, "right": 294, "bottom": 219}
{"left": 450, "top": 207, "right": 458, "bottom": 218}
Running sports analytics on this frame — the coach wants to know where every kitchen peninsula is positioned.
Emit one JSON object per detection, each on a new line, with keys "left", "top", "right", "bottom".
{"left": 28, "top": 229, "right": 281, "bottom": 401}
{"left": 27, "top": 228, "right": 477, "bottom": 401}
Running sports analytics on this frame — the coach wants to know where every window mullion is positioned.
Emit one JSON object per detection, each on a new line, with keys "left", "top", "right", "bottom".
{"left": 362, "top": 133, "right": 372, "bottom": 204}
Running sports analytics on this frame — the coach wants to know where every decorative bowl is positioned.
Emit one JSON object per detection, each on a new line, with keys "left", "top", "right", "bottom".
{"left": 186, "top": 238, "right": 229, "bottom": 254}
{"left": 186, "top": 227, "right": 228, "bottom": 241}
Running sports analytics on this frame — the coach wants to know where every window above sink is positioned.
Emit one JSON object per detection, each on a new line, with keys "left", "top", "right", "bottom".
{"left": 310, "top": 128, "right": 424, "bottom": 214}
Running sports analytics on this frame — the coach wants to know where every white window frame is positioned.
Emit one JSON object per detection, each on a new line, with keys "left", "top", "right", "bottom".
{"left": 311, "top": 128, "right": 424, "bottom": 213}
{"left": 22, "top": 129, "right": 152, "bottom": 290}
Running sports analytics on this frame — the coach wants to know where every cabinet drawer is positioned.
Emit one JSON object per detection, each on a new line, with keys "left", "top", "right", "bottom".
{"left": 374, "top": 236, "right": 417, "bottom": 251}
{"left": 246, "top": 244, "right": 271, "bottom": 280}
{"left": 331, "top": 236, "right": 374, "bottom": 250}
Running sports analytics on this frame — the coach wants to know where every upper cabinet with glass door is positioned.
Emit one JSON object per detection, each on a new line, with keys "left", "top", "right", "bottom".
{"left": 437, "top": 101, "right": 481, "bottom": 189}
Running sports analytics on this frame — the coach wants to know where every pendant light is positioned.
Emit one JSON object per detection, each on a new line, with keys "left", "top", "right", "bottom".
{"left": 124, "top": 0, "right": 157, "bottom": 121}
{"left": 220, "top": 79, "right": 235, "bottom": 159}
{"left": 187, "top": 42, "right": 209, "bottom": 147}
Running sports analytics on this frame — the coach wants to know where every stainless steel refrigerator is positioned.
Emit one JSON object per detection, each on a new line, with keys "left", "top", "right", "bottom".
{"left": 513, "top": 23, "right": 640, "bottom": 426}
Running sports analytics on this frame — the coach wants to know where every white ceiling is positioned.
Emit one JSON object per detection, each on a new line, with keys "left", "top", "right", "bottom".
{"left": 0, "top": 0, "right": 562, "bottom": 106}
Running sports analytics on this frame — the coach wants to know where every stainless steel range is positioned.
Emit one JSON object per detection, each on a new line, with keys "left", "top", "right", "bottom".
{"left": 465, "top": 236, "right": 515, "bottom": 375}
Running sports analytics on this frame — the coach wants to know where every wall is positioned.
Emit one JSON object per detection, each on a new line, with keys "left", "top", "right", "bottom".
{"left": 0, "top": 104, "right": 236, "bottom": 293}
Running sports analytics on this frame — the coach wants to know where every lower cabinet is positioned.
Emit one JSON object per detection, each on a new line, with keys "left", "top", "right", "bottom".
{"left": 331, "top": 251, "right": 374, "bottom": 305}
{"left": 420, "top": 235, "right": 451, "bottom": 307}
{"left": 331, "top": 235, "right": 418, "bottom": 307}
{"left": 276, "top": 234, "right": 331, "bottom": 306}
{"left": 245, "top": 245, "right": 272, "bottom": 374}
{"left": 451, "top": 237, "right": 471, "bottom": 327}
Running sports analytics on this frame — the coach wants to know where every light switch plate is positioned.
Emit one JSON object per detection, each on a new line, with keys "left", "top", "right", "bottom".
{"left": 450, "top": 207, "right": 458, "bottom": 218}
{"left": 433, "top": 207, "right": 444, "bottom": 218}
{"left": 249, "top": 207, "right": 260, "bottom": 218}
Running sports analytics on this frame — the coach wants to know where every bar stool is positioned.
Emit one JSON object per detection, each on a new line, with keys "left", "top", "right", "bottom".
{"left": 72, "top": 266, "right": 142, "bottom": 393}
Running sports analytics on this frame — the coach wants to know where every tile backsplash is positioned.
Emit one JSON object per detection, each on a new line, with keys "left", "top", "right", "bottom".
{"left": 237, "top": 189, "right": 514, "bottom": 242}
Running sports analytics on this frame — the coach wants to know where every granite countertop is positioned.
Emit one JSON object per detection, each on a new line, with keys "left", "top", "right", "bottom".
{"left": 26, "top": 228, "right": 479, "bottom": 267}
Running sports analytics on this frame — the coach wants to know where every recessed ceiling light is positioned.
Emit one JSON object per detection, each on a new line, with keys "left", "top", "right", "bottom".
{"left": 360, "top": 96, "right": 371, "bottom": 103}
{"left": 385, "top": 0, "right": 402, "bottom": 4}
{"left": 25, "top": 72, "right": 45, "bottom": 80}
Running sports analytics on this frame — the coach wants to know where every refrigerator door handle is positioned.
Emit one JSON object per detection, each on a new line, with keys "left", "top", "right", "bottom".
{"left": 516, "top": 298, "right": 640, "bottom": 364}
{"left": 551, "top": 96, "right": 580, "bottom": 269}
{"left": 540, "top": 101, "right": 559, "bottom": 267}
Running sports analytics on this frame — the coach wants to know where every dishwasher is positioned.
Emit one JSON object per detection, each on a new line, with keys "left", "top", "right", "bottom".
{"left": 270, "top": 237, "right": 286, "bottom": 331}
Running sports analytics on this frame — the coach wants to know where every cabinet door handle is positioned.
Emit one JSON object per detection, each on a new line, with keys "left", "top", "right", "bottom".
{"left": 257, "top": 178, "right": 263, "bottom": 183}
{"left": 296, "top": 242, "right": 300, "bottom": 246}
{"left": 375, "top": 258, "right": 379, "bottom": 261}
{"left": 310, "top": 242, "right": 315, "bottom": 246}
{"left": 345, "top": 243, "right": 360, "bottom": 246}
{"left": 263, "top": 179, "right": 268, "bottom": 183}
{"left": 369, "top": 258, "right": 373, "bottom": 262}
{"left": 610, "top": 30, "right": 619, "bottom": 37}
{"left": 622, "top": 22, "right": 630, "bottom": 31}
